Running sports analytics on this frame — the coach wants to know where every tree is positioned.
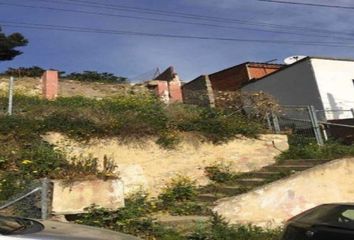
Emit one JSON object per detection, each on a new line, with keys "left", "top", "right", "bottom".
{"left": 0, "top": 27, "right": 28, "bottom": 61}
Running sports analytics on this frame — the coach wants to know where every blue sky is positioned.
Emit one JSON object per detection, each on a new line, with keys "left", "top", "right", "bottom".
{"left": 1, "top": 0, "right": 354, "bottom": 81}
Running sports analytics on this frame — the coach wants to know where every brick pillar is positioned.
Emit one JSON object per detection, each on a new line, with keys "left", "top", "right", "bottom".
{"left": 156, "top": 81, "right": 169, "bottom": 104}
{"left": 168, "top": 80, "right": 183, "bottom": 103}
{"left": 42, "top": 70, "right": 58, "bottom": 100}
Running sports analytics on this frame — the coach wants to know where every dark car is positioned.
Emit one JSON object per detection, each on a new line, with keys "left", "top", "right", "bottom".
{"left": 281, "top": 203, "right": 354, "bottom": 240}
{"left": 0, "top": 215, "right": 140, "bottom": 239}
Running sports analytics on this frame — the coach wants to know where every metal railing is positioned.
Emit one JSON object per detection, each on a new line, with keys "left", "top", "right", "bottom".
{"left": 0, "top": 178, "right": 52, "bottom": 220}
{"left": 268, "top": 105, "right": 354, "bottom": 145}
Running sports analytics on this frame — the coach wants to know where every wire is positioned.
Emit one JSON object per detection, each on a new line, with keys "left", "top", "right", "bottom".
{"left": 27, "top": 0, "right": 354, "bottom": 36}
{"left": 2, "top": 20, "right": 354, "bottom": 48}
{"left": 2, "top": 1, "right": 354, "bottom": 41}
{"left": 258, "top": 0, "right": 354, "bottom": 10}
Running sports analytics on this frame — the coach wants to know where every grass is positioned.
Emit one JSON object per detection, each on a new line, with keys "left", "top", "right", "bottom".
{"left": 277, "top": 136, "right": 354, "bottom": 161}
{"left": 74, "top": 192, "right": 281, "bottom": 240}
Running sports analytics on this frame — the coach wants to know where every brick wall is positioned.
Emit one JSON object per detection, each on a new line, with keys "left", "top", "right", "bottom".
{"left": 247, "top": 64, "right": 282, "bottom": 80}
{"left": 209, "top": 64, "right": 249, "bottom": 91}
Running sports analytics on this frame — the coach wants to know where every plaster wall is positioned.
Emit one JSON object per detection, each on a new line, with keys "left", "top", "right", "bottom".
{"left": 242, "top": 59, "right": 323, "bottom": 112}
{"left": 214, "top": 158, "right": 354, "bottom": 228}
{"left": 310, "top": 58, "right": 354, "bottom": 120}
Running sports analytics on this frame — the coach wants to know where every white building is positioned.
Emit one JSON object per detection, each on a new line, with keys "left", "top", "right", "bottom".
{"left": 242, "top": 57, "right": 354, "bottom": 120}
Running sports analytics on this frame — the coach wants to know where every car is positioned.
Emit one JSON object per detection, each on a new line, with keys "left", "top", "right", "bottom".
{"left": 0, "top": 215, "right": 140, "bottom": 240}
{"left": 281, "top": 203, "right": 354, "bottom": 240}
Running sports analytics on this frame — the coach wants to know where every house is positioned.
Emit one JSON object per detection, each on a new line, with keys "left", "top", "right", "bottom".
{"left": 146, "top": 66, "right": 183, "bottom": 104}
{"left": 182, "top": 62, "right": 283, "bottom": 107}
{"left": 241, "top": 57, "right": 354, "bottom": 120}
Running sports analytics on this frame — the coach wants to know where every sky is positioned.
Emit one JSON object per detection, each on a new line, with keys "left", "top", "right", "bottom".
{"left": 1, "top": 0, "right": 354, "bottom": 82}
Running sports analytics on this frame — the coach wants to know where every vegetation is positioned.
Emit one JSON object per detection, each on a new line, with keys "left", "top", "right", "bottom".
{"left": 277, "top": 136, "right": 354, "bottom": 160}
{"left": 0, "top": 27, "right": 28, "bottom": 61}
{"left": 0, "top": 93, "right": 265, "bottom": 200}
{"left": 62, "top": 71, "right": 127, "bottom": 83}
{"left": 204, "top": 162, "right": 240, "bottom": 184}
{"left": 157, "top": 176, "right": 209, "bottom": 216}
{"left": 75, "top": 192, "right": 281, "bottom": 240}
{"left": 0, "top": 66, "right": 46, "bottom": 78}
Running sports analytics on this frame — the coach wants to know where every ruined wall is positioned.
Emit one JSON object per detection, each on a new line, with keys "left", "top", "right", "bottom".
{"left": 214, "top": 158, "right": 354, "bottom": 228}
{"left": 182, "top": 75, "right": 215, "bottom": 107}
{"left": 43, "top": 133, "right": 288, "bottom": 197}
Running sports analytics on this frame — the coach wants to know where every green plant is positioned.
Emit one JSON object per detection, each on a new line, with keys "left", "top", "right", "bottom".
{"left": 187, "top": 214, "right": 281, "bottom": 240}
{"left": 278, "top": 141, "right": 354, "bottom": 160}
{"left": 157, "top": 176, "right": 209, "bottom": 216}
{"left": 204, "top": 163, "right": 239, "bottom": 183}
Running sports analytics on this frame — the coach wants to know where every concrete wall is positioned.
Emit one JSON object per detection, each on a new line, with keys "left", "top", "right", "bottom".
{"left": 214, "top": 158, "right": 354, "bottom": 228}
{"left": 242, "top": 59, "right": 324, "bottom": 111}
{"left": 43, "top": 133, "right": 288, "bottom": 197}
{"left": 182, "top": 75, "right": 215, "bottom": 107}
{"left": 311, "top": 58, "right": 354, "bottom": 120}
{"left": 52, "top": 179, "right": 124, "bottom": 215}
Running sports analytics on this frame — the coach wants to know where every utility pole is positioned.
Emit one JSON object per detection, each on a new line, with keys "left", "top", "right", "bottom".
{"left": 8, "top": 76, "right": 14, "bottom": 115}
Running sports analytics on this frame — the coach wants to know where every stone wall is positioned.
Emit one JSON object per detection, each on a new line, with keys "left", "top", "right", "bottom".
{"left": 43, "top": 133, "right": 288, "bottom": 197}
{"left": 182, "top": 75, "right": 215, "bottom": 107}
{"left": 213, "top": 158, "right": 354, "bottom": 228}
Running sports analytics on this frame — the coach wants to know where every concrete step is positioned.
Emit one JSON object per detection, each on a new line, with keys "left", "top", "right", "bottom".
{"left": 197, "top": 193, "right": 221, "bottom": 203}
{"left": 278, "top": 159, "right": 329, "bottom": 165}
{"left": 244, "top": 171, "right": 280, "bottom": 179}
{"left": 264, "top": 165, "right": 314, "bottom": 172}
{"left": 234, "top": 178, "right": 266, "bottom": 186}
{"left": 215, "top": 185, "right": 251, "bottom": 196}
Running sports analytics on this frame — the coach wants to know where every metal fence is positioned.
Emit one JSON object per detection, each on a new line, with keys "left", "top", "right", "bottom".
{"left": 268, "top": 105, "right": 354, "bottom": 145}
{"left": 0, "top": 178, "right": 52, "bottom": 220}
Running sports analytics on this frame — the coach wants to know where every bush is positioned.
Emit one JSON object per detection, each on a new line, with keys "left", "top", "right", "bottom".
{"left": 278, "top": 141, "right": 354, "bottom": 160}
{"left": 204, "top": 163, "right": 239, "bottom": 183}
{"left": 63, "top": 71, "right": 127, "bottom": 83}
{"left": 187, "top": 214, "right": 281, "bottom": 240}
{"left": 157, "top": 176, "right": 209, "bottom": 216}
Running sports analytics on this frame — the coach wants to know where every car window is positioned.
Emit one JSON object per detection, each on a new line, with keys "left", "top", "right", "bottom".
{"left": 296, "top": 205, "right": 354, "bottom": 230}
{"left": 0, "top": 216, "right": 24, "bottom": 235}
{"left": 0, "top": 216, "right": 44, "bottom": 235}
{"left": 342, "top": 210, "right": 354, "bottom": 220}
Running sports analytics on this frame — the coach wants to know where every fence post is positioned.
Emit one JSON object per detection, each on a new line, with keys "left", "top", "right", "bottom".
{"left": 266, "top": 113, "right": 273, "bottom": 131}
{"left": 271, "top": 112, "right": 281, "bottom": 134}
{"left": 307, "top": 105, "right": 324, "bottom": 145}
{"left": 8, "top": 77, "right": 14, "bottom": 115}
{"left": 41, "top": 178, "right": 50, "bottom": 220}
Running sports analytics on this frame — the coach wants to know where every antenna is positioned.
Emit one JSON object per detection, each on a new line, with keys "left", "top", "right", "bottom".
{"left": 284, "top": 55, "right": 307, "bottom": 65}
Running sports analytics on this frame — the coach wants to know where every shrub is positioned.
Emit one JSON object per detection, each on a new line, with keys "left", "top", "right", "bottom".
{"left": 278, "top": 141, "right": 354, "bottom": 160}
{"left": 187, "top": 214, "right": 281, "bottom": 240}
{"left": 157, "top": 176, "right": 209, "bottom": 216}
{"left": 204, "top": 163, "right": 239, "bottom": 183}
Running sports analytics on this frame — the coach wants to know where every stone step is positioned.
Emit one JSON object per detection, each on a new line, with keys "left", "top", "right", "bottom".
{"left": 214, "top": 185, "right": 251, "bottom": 196}
{"left": 243, "top": 171, "right": 280, "bottom": 179}
{"left": 264, "top": 165, "right": 314, "bottom": 172}
{"left": 278, "top": 159, "right": 329, "bottom": 165}
{"left": 197, "top": 193, "right": 221, "bottom": 203}
{"left": 234, "top": 178, "right": 266, "bottom": 186}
